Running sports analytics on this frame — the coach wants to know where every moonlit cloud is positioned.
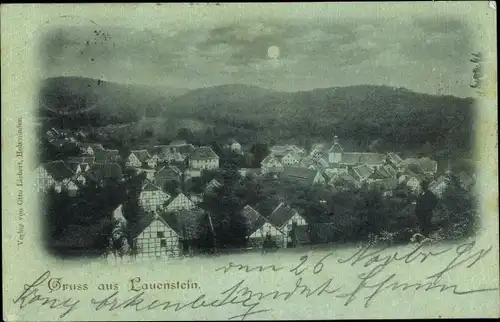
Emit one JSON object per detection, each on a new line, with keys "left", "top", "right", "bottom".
{"left": 40, "top": 14, "right": 475, "bottom": 97}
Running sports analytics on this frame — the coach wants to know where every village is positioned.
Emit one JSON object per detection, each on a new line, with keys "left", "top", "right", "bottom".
{"left": 36, "top": 127, "right": 476, "bottom": 260}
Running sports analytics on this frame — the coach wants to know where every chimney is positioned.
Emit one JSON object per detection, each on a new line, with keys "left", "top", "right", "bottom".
{"left": 334, "top": 135, "right": 339, "bottom": 145}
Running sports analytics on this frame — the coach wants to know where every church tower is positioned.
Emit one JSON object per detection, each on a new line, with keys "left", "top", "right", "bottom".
{"left": 328, "top": 135, "right": 343, "bottom": 163}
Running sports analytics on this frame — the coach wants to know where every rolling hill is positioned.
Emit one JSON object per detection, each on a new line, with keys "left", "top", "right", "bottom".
{"left": 38, "top": 76, "right": 475, "bottom": 157}
{"left": 38, "top": 76, "right": 188, "bottom": 127}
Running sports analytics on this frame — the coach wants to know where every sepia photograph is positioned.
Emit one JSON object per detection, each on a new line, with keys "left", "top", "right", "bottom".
{"left": 34, "top": 7, "right": 482, "bottom": 262}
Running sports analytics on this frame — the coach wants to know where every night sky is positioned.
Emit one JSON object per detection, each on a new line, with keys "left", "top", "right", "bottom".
{"left": 39, "top": 4, "right": 476, "bottom": 97}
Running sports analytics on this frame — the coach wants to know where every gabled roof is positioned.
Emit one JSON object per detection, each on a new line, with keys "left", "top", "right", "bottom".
{"left": 242, "top": 205, "right": 262, "bottom": 224}
{"left": 156, "top": 165, "right": 181, "bottom": 177}
{"left": 141, "top": 181, "right": 169, "bottom": 193}
{"left": 328, "top": 143, "right": 343, "bottom": 153}
{"left": 66, "top": 162, "right": 82, "bottom": 173}
{"left": 41, "top": 161, "right": 75, "bottom": 181}
{"left": 130, "top": 212, "right": 180, "bottom": 239}
{"left": 268, "top": 202, "right": 299, "bottom": 229}
{"left": 190, "top": 146, "right": 219, "bottom": 160}
{"left": 84, "top": 143, "right": 105, "bottom": 151}
{"left": 205, "top": 179, "right": 222, "bottom": 192}
{"left": 261, "top": 154, "right": 282, "bottom": 165}
{"left": 89, "top": 163, "right": 122, "bottom": 181}
{"left": 130, "top": 150, "right": 151, "bottom": 163}
{"left": 330, "top": 172, "right": 359, "bottom": 185}
{"left": 166, "top": 192, "right": 195, "bottom": 208}
{"left": 242, "top": 205, "right": 270, "bottom": 236}
{"left": 314, "top": 170, "right": 330, "bottom": 183}
{"left": 352, "top": 164, "right": 374, "bottom": 179}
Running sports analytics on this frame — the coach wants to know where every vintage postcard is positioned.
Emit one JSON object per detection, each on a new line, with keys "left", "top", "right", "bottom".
{"left": 2, "top": 2, "right": 499, "bottom": 321}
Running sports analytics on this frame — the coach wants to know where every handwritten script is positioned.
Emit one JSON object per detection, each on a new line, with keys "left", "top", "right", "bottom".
{"left": 12, "top": 240, "right": 499, "bottom": 320}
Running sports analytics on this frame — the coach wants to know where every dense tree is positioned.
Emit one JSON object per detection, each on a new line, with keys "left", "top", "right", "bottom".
{"left": 176, "top": 128, "right": 195, "bottom": 142}
{"left": 250, "top": 143, "right": 269, "bottom": 168}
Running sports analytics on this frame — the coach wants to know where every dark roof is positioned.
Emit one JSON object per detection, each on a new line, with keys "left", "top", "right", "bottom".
{"left": 339, "top": 153, "right": 360, "bottom": 165}
{"left": 242, "top": 205, "right": 262, "bottom": 227}
{"left": 353, "top": 164, "right": 374, "bottom": 179}
{"left": 66, "top": 163, "right": 82, "bottom": 173}
{"left": 370, "top": 166, "right": 392, "bottom": 180}
{"left": 42, "top": 161, "right": 75, "bottom": 181}
{"left": 169, "top": 140, "right": 187, "bottom": 146}
{"left": 400, "top": 157, "right": 437, "bottom": 173}
{"left": 358, "top": 153, "right": 385, "bottom": 165}
{"left": 268, "top": 203, "right": 299, "bottom": 228}
{"left": 49, "top": 139, "right": 70, "bottom": 148}
{"left": 383, "top": 164, "right": 397, "bottom": 177}
{"left": 190, "top": 146, "right": 219, "bottom": 160}
{"left": 176, "top": 144, "right": 195, "bottom": 155}
{"left": 369, "top": 178, "right": 399, "bottom": 190}
{"left": 406, "top": 163, "right": 426, "bottom": 176}
{"left": 89, "top": 163, "right": 122, "bottom": 181}
{"left": 246, "top": 214, "right": 269, "bottom": 236}
{"left": 130, "top": 150, "right": 151, "bottom": 163}
{"left": 130, "top": 211, "right": 156, "bottom": 239}
{"left": 94, "top": 150, "right": 120, "bottom": 163}
{"left": 68, "top": 156, "right": 95, "bottom": 165}
{"left": 280, "top": 167, "right": 317, "bottom": 184}
{"left": 154, "top": 166, "right": 181, "bottom": 182}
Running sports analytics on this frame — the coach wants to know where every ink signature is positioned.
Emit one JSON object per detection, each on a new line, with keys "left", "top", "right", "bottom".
{"left": 12, "top": 271, "right": 80, "bottom": 318}
{"left": 12, "top": 241, "right": 499, "bottom": 320}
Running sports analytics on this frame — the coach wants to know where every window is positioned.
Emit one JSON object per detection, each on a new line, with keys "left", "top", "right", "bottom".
{"left": 157, "top": 231, "right": 164, "bottom": 238}
{"left": 160, "top": 239, "right": 167, "bottom": 247}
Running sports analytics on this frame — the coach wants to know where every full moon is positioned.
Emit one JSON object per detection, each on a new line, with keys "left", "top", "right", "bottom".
{"left": 267, "top": 45, "right": 280, "bottom": 59}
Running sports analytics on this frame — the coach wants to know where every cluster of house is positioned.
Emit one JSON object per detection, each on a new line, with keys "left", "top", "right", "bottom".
{"left": 37, "top": 129, "right": 475, "bottom": 259}
{"left": 260, "top": 136, "right": 475, "bottom": 198}
{"left": 116, "top": 199, "right": 309, "bottom": 259}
